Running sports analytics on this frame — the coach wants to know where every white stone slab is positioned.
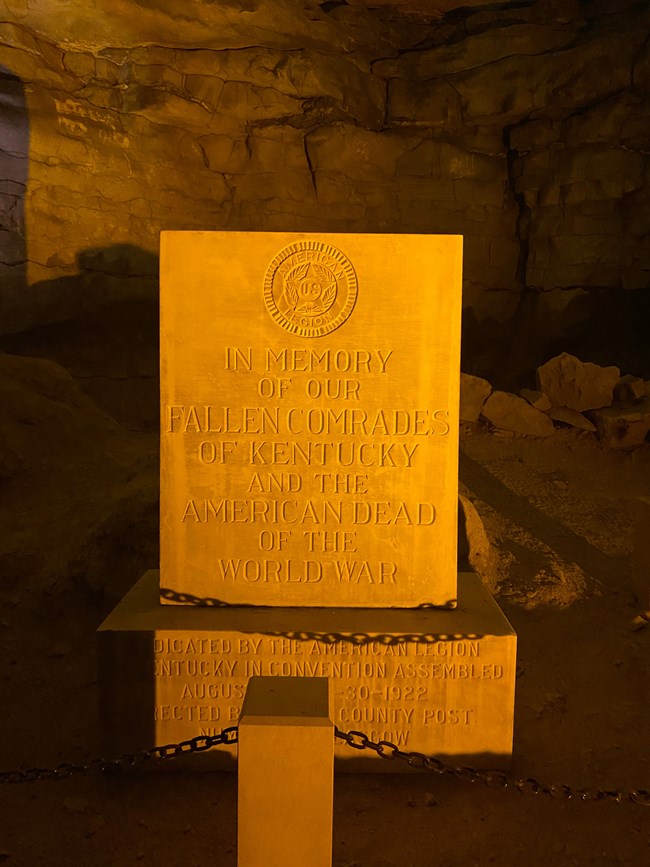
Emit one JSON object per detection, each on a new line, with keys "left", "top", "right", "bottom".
{"left": 160, "top": 231, "right": 463, "bottom": 607}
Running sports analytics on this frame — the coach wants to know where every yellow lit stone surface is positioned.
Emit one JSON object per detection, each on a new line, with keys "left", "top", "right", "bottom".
{"left": 98, "top": 571, "right": 516, "bottom": 769}
{"left": 160, "top": 231, "right": 463, "bottom": 607}
{"left": 238, "top": 677, "right": 333, "bottom": 867}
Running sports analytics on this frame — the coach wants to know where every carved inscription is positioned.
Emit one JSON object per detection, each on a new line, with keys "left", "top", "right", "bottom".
{"left": 160, "top": 232, "right": 463, "bottom": 604}
{"left": 153, "top": 632, "right": 513, "bottom": 756}
{"left": 164, "top": 344, "right": 449, "bottom": 592}
{"left": 167, "top": 405, "right": 449, "bottom": 437}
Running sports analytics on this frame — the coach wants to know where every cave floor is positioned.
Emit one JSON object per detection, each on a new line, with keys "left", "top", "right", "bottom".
{"left": 0, "top": 429, "right": 648, "bottom": 866}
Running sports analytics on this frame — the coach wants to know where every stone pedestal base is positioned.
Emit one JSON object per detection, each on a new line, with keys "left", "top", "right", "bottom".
{"left": 238, "top": 677, "right": 333, "bottom": 867}
{"left": 98, "top": 571, "right": 516, "bottom": 771}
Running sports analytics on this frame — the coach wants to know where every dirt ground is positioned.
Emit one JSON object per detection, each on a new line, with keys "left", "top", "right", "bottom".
{"left": 0, "top": 355, "right": 649, "bottom": 866}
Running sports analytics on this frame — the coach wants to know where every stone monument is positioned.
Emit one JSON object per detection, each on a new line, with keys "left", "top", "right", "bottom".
{"left": 98, "top": 231, "right": 516, "bottom": 769}
{"left": 161, "top": 232, "right": 460, "bottom": 607}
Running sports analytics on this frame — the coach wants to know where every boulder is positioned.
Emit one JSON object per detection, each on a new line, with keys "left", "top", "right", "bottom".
{"left": 587, "top": 400, "right": 650, "bottom": 449}
{"left": 614, "top": 374, "right": 645, "bottom": 402}
{"left": 0, "top": 351, "right": 157, "bottom": 600}
{"left": 536, "top": 353, "right": 619, "bottom": 411}
{"left": 481, "top": 391, "right": 555, "bottom": 437}
{"left": 548, "top": 406, "right": 596, "bottom": 432}
{"left": 458, "top": 494, "right": 500, "bottom": 594}
{"left": 520, "top": 388, "right": 551, "bottom": 411}
{"left": 459, "top": 373, "right": 492, "bottom": 422}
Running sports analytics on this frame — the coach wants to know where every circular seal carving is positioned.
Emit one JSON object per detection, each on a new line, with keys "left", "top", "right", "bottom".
{"left": 263, "top": 240, "right": 358, "bottom": 337}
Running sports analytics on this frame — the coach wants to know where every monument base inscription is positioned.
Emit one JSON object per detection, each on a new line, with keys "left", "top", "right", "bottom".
{"left": 98, "top": 571, "right": 516, "bottom": 771}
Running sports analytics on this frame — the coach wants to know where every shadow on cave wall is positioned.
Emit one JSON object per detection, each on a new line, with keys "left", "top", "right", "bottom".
{"left": 463, "top": 287, "right": 650, "bottom": 393}
{"left": 0, "top": 67, "right": 158, "bottom": 433}
{"left": 1, "top": 245, "right": 160, "bottom": 432}
{"left": 541, "top": 291, "right": 650, "bottom": 379}
{"left": 11, "top": 243, "right": 160, "bottom": 330}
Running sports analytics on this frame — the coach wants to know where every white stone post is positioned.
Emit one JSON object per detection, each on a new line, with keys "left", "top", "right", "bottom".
{"left": 238, "top": 676, "right": 334, "bottom": 867}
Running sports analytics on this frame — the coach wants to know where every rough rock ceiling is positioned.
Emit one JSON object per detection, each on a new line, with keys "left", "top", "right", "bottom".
{"left": 0, "top": 0, "right": 563, "bottom": 52}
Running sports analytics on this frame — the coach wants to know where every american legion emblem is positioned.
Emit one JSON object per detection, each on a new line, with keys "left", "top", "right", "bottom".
{"left": 263, "top": 240, "right": 358, "bottom": 337}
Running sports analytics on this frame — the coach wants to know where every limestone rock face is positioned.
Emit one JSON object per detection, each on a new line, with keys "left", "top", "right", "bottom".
{"left": 536, "top": 353, "right": 620, "bottom": 412}
{"left": 481, "top": 391, "right": 555, "bottom": 437}
{"left": 0, "top": 0, "right": 648, "bottom": 384}
{"left": 459, "top": 373, "right": 492, "bottom": 422}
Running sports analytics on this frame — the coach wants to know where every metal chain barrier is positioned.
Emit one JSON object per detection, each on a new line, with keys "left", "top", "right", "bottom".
{"left": 1, "top": 724, "right": 648, "bottom": 807}
{"left": 160, "top": 587, "right": 457, "bottom": 612}
{"left": 0, "top": 727, "right": 239, "bottom": 785}
{"left": 334, "top": 728, "right": 650, "bottom": 807}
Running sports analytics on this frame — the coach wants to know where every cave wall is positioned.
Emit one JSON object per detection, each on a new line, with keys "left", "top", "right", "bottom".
{"left": 0, "top": 0, "right": 648, "bottom": 383}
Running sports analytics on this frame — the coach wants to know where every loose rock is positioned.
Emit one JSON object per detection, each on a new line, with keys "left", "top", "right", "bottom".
{"left": 520, "top": 388, "right": 551, "bottom": 411}
{"left": 460, "top": 373, "right": 492, "bottom": 423}
{"left": 458, "top": 494, "right": 500, "bottom": 594}
{"left": 536, "top": 353, "right": 619, "bottom": 411}
{"left": 588, "top": 400, "right": 650, "bottom": 449}
{"left": 481, "top": 391, "right": 555, "bottom": 437}
{"left": 614, "top": 374, "right": 645, "bottom": 402}
{"left": 548, "top": 407, "right": 596, "bottom": 432}
{"left": 0, "top": 352, "right": 158, "bottom": 601}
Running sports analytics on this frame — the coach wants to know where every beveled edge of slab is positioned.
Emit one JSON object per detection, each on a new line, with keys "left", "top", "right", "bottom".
{"left": 98, "top": 570, "right": 515, "bottom": 638}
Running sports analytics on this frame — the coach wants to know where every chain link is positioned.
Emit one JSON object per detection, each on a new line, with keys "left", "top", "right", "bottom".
{"left": 160, "top": 587, "right": 457, "bottom": 613}
{"left": 333, "top": 728, "right": 650, "bottom": 807}
{"left": 160, "top": 588, "right": 481, "bottom": 647}
{"left": 0, "top": 727, "right": 239, "bottom": 785}
{"left": 1, "top": 724, "right": 648, "bottom": 807}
